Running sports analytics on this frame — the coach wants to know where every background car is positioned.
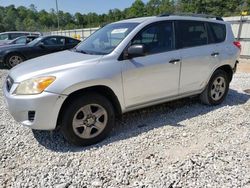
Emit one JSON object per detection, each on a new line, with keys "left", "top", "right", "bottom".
{"left": 0, "top": 31, "right": 41, "bottom": 45}
{"left": 0, "top": 35, "right": 38, "bottom": 47}
{"left": 0, "top": 35, "right": 81, "bottom": 68}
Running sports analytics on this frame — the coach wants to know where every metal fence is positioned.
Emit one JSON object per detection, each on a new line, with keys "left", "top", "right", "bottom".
{"left": 47, "top": 27, "right": 99, "bottom": 41}
{"left": 47, "top": 16, "right": 250, "bottom": 59}
{"left": 224, "top": 16, "right": 250, "bottom": 59}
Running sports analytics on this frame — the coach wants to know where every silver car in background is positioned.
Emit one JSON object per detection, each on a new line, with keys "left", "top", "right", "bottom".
{"left": 3, "top": 14, "right": 241, "bottom": 146}
{"left": 0, "top": 31, "right": 41, "bottom": 45}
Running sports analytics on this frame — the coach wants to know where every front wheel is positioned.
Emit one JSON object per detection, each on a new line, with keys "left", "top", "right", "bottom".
{"left": 200, "top": 70, "right": 229, "bottom": 105}
{"left": 61, "top": 93, "right": 115, "bottom": 146}
{"left": 6, "top": 54, "right": 24, "bottom": 68}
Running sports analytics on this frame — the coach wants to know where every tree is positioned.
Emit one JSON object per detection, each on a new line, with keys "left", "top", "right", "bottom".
{"left": 0, "top": 2, "right": 247, "bottom": 32}
{"left": 128, "top": 0, "right": 145, "bottom": 18}
{"left": 179, "top": 0, "right": 244, "bottom": 16}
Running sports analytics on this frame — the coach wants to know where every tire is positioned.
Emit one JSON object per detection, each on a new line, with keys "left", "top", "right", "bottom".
{"left": 5, "top": 53, "right": 24, "bottom": 68}
{"left": 200, "top": 69, "right": 229, "bottom": 105}
{"left": 61, "top": 93, "right": 115, "bottom": 146}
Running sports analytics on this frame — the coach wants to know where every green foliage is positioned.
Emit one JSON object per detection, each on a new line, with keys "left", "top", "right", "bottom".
{"left": 0, "top": 0, "right": 247, "bottom": 32}
{"left": 128, "top": 0, "right": 146, "bottom": 18}
{"left": 177, "top": 0, "right": 245, "bottom": 16}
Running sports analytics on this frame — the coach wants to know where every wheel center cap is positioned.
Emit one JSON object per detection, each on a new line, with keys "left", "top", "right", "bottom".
{"left": 85, "top": 116, "right": 96, "bottom": 126}
{"left": 215, "top": 85, "right": 220, "bottom": 92}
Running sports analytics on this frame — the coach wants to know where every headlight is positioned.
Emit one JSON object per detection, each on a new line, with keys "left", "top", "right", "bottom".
{"left": 14, "top": 76, "right": 56, "bottom": 95}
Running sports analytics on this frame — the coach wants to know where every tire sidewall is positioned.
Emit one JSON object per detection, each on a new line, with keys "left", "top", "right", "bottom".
{"left": 6, "top": 53, "right": 24, "bottom": 68}
{"left": 207, "top": 70, "right": 229, "bottom": 105}
{"left": 61, "top": 94, "right": 115, "bottom": 146}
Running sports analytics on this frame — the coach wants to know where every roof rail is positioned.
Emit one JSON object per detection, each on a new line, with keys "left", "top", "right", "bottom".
{"left": 158, "top": 13, "right": 224, "bottom": 21}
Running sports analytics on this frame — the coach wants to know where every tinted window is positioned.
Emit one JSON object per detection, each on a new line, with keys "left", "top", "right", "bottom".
{"left": 9, "top": 33, "right": 25, "bottom": 40}
{"left": 208, "top": 23, "right": 226, "bottom": 43}
{"left": 177, "top": 21, "right": 208, "bottom": 48}
{"left": 67, "top": 38, "right": 79, "bottom": 45}
{"left": 131, "top": 22, "right": 174, "bottom": 54}
{"left": 26, "top": 36, "right": 37, "bottom": 43}
{"left": 42, "top": 37, "right": 65, "bottom": 46}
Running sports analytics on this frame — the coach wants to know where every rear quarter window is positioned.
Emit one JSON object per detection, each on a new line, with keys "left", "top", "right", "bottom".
{"left": 208, "top": 23, "right": 226, "bottom": 43}
{"left": 67, "top": 38, "right": 79, "bottom": 45}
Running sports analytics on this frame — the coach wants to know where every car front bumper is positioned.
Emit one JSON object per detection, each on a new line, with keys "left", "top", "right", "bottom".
{"left": 3, "top": 81, "right": 67, "bottom": 130}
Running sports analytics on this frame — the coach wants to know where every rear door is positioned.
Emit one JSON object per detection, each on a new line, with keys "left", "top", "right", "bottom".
{"left": 176, "top": 20, "right": 219, "bottom": 94}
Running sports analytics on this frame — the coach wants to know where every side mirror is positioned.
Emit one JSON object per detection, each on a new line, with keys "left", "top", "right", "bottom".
{"left": 127, "top": 44, "right": 145, "bottom": 59}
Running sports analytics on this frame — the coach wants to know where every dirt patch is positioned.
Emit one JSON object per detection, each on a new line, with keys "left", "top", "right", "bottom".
{"left": 238, "top": 59, "right": 250, "bottom": 73}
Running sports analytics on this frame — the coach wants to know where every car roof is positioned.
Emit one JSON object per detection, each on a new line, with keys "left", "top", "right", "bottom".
{"left": 0, "top": 31, "right": 41, "bottom": 34}
{"left": 115, "top": 15, "right": 225, "bottom": 25}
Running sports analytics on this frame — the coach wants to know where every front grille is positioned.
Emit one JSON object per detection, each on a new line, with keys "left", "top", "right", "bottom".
{"left": 28, "top": 111, "right": 36, "bottom": 122}
{"left": 6, "top": 76, "right": 14, "bottom": 92}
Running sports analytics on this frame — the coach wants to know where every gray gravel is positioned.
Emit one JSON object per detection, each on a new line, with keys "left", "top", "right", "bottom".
{"left": 0, "top": 69, "right": 249, "bottom": 188}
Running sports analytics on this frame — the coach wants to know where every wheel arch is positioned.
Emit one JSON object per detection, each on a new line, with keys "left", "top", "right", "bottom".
{"left": 3, "top": 51, "right": 26, "bottom": 64}
{"left": 215, "top": 64, "right": 233, "bottom": 82}
{"left": 56, "top": 85, "right": 122, "bottom": 129}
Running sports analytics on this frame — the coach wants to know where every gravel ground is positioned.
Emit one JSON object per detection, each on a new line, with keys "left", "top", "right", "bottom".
{"left": 0, "top": 69, "right": 249, "bottom": 188}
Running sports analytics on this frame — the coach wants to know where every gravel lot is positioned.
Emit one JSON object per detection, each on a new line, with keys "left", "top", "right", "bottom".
{"left": 0, "top": 68, "right": 249, "bottom": 188}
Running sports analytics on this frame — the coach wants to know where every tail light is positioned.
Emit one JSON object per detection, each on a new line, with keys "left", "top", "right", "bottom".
{"left": 233, "top": 41, "right": 241, "bottom": 50}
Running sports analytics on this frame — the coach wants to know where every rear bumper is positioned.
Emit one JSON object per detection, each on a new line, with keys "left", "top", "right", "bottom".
{"left": 233, "top": 60, "right": 239, "bottom": 73}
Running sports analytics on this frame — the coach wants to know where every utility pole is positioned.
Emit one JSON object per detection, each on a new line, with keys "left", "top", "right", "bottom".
{"left": 55, "top": 0, "right": 60, "bottom": 30}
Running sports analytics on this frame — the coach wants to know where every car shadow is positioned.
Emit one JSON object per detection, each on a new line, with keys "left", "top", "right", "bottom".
{"left": 33, "top": 89, "right": 250, "bottom": 152}
{"left": 0, "top": 64, "right": 8, "bottom": 70}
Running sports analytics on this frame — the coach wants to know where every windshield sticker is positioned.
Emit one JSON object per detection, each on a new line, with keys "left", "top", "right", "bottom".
{"left": 111, "top": 28, "right": 128, "bottom": 34}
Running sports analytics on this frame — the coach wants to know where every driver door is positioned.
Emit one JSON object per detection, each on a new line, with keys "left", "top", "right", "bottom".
{"left": 121, "top": 21, "right": 181, "bottom": 107}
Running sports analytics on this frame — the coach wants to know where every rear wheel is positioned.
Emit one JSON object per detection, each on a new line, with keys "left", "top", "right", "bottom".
{"left": 61, "top": 93, "right": 115, "bottom": 146}
{"left": 200, "top": 70, "right": 229, "bottom": 105}
{"left": 6, "top": 54, "right": 24, "bottom": 68}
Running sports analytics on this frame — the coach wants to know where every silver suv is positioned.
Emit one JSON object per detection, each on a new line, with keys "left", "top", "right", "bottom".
{"left": 4, "top": 14, "right": 241, "bottom": 146}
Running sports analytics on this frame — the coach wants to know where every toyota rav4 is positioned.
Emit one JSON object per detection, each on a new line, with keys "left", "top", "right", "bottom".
{"left": 3, "top": 14, "right": 241, "bottom": 146}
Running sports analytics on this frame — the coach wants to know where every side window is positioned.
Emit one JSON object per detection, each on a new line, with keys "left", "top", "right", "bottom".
{"left": 131, "top": 22, "right": 174, "bottom": 55}
{"left": 208, "top": 23, "right": 226, "bottom": 43}
{"left": 177, "top": 21, "right": 208, "bottom": 48}
{"left": 58, "top": 37, "right": 66, "bottom": 45}
{"left": 67, "top": 38, "right": 79, "bottom": 45}
{"left": 9, "top": 33, "right": 24, "bottom": 40}
{"left": 42, "top": 37, "right": 65, "bottom": 46}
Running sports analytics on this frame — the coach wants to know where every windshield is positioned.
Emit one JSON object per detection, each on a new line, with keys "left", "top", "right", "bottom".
{"left": 28, "top": 37, "right": 42, "bottom": 46}
{"left": 75, "top": 22, "right": 139, "bottom": 55}
{"left": 12, "top": 36, "right": 26, "bottom": 44}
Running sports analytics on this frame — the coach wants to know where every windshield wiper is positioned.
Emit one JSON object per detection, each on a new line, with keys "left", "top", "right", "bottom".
{"left": 78, "top": 50, "right": 89, "bottom": 54}
{"left": 71, "top": 48, "right": 89, "bottom": 54}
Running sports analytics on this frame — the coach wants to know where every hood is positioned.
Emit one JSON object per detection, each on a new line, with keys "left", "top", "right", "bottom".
{"left": 9, "top": 50, "right": 103, "bottom": 82}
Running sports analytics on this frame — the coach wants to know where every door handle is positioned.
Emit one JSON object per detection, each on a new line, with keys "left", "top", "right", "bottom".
{"left": 169, "top": 59, "right": 181, "bottom": 64}
{"left": 211, "top": 52, "right": 219, "bottom": 57}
